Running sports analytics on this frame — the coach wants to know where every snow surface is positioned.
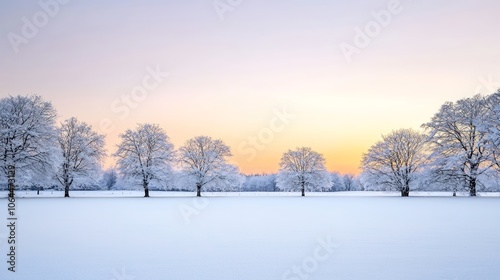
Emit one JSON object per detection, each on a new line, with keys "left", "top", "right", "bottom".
{"left": 1, "top": 192, "right": 499, "bottom": 280}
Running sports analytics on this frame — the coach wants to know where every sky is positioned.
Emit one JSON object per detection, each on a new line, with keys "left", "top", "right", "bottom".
{"left": 1, "top": 0, "right": 500, "bottom": 175}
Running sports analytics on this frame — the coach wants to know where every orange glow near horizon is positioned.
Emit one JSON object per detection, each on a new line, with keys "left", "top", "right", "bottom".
{"left": 99, "top": 133, "right": 365, "bottom": 176}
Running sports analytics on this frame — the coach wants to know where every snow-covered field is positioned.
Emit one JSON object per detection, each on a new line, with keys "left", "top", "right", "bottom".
{"left": 2, "top": 190, "right": 500, "bottom": 198}
{"left": 1, "top": 193, "right": 499, "bottom": 280}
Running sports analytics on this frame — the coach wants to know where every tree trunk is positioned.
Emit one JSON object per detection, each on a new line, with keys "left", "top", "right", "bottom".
{"left": 301, "top": 188, "right": 305, "bottom": 197}
{"left": 469, "top": 178, "right": 477, "bottom": 197}
{"left": 453, "top": 191, "right": 456, "bottom": 197}
{"left": 196, "top": 184, "right": 201, "bottom": 197}
{"left": 142, "top": 178, "right": 150, "bottom": 197}
{"left": 63, "top": 174, "right": 71, "bottom": 197}
{"left": 301, "top": 180, "right": 305, "bottom": 197}
{"left": 401, "top": 186, "right": 410, "bottom": 197}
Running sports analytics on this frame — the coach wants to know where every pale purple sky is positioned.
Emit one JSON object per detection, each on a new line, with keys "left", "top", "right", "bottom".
{"left": 1, "top": 0, "right": 499, "bottom": 174}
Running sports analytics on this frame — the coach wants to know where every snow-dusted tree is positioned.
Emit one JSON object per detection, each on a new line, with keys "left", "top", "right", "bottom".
{"left": 420, "top": 156, "right": 470, "bottom": 196}
{"left": 330, "top": 172, "right": 344, "bottom": 192}
{"left": 0, "top": 95, "right": 58, "bottom": 193}
{"left": 361, "top": 128, "right": 427, "bottom": 197}
{"left": 342, "top": 174, "right": 357, "bottom": 191}
{"left": 178, "top": 136, "right": 243, "bottom": 197}
{"left": 113, "top": 123, "right": 175, "bottom": 197}
{"left": 55, "top": 117, "right": 106, "bottom": 197}
{"left": 423, "top": 95, "right": 495, "bottom": 196}
{"left": 101, "top": 168, "right": 118, "bottom": 190}
{"left": 483, "top": 90, "right": 500, "bottom": 168}
{"left": 276, "top": 147, "right": 331, "bottom": 196}
{"left": 242, "top": 174, "right": 277, "bottom": 192}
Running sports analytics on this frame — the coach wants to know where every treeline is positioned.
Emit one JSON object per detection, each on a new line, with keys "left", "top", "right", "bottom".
{"left": 1, "top": 91, "right": 499, "bottom": 198}
{"left": 0, "top": 95, "right": 357, "bottom": 197}
{"left": 361, "top": 90, "right": 500, "bottom": 196}
{"left": 0, "top": 171, "right": 363, "bottom": 193}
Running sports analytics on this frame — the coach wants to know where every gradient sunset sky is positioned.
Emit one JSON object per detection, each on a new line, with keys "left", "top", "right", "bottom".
{"left": 1, "top": 0, "right": 499, "bottom": 174}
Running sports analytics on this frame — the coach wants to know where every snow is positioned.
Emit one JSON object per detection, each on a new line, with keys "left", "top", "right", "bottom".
{"left": 1, "top": 193, "right": 499, "bottom": 280}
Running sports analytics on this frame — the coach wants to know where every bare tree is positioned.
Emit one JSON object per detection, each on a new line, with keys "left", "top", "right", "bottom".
{"left": 114, "top": 124, "right": 175, "bottom": 197}
{"left": 178, "top": 136, "right": 242, "bottom": 197}
{"left": 423, "top": 95, "right": 495, "bottom": 196}
{"left": 276, "top": 147, "right": 331, "bottom": 196}
{"left": 361, "top": 129, "right": 427, "bottom": 197}
{"left": 55, "top": 117, "right": 106, "bottom": 197}
{"left": 0, "top": 95, "right": 58, "bottom": 194}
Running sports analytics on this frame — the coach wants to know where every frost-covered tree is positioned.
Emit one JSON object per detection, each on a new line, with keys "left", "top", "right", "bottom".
{"left": 242, "top": 174, "right": 277, "bottom": 192}
{"left": 483, "top": 90, "right": 500, "bottom": 168}
{"left": 276, "top": 147, "right": 331, "bottom": 196}
{"left": 0, "top": 95, "right": 58, "bottom": 192}
{"left": 55, "top": 117, "right": 106, "bottom": 197}
{"left": 114, "top": 123, "right": 175, "bottom": 197}
{"left": 342, "top": 174, "right": 357, "bottom": 191}
{"left": 361, "top": 129, "right": 427, "bottom": 197}
{"left": 423, "top": 95, "right": 495, "bottom": 196}
{"left": 330, "top": 172, "right": 344, "bottom": 192}
{"left": 178, "top": 136, "right": 243, "bottom": 197}
{"left": 101, "top": 168, "right": 118, "bottom": 190}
